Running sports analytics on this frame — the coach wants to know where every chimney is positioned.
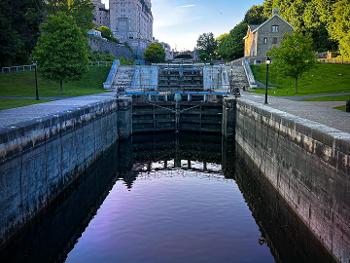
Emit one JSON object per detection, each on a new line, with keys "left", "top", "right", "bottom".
{"left": 272, "top": 8, "right": 279, "bottom": 16}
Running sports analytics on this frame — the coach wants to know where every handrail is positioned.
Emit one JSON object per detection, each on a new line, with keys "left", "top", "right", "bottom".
{"left": 1, "top": 61, "right": 113, "bottom": 74}
{"left": 1, "top": 64, "right": 35, "bottom": 73}
{"left": 242, "top": 58, "right": 258, "bottom": 89}
{"left": 103, "top": 60, "right": 120, "bottom": 90}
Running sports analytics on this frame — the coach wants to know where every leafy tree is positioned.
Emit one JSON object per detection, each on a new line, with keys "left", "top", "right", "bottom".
{"left": 244, "top": 5, "right": 267, "bottom": 25}
{"left": 0, "top": 0, "right": 45, "bottom": 66}
{"left": 196, "top": 33, "right": 218, "bottom": 62}
{"left": 33, "top": 12, "right": 89, "bottom": 92}
{"left": 329, "top": 0, "right": 350, "bottom": 58}
{"left": 97, "top": 26, "right": 118, "bottom": 42}
{"left": 217, "top": 22, "right": 248, "bottom": 61}
{"left": 268, "top": 32, "right": 316, "bottom": 94}
{"left": 262, "top": 0, "right": 339, "bottom": 52}
{"left": 144, "top": 43, "right": 165, "bottom": 64}
{"left": 216, "top": 5, "right": 266, "bottom": 61}
{"left": 47, "top": 0, "right": 94, "bottom": 32}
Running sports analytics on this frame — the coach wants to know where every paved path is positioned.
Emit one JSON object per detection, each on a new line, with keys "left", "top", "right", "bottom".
{"left": 0, "top": 93, "right": 115, "bottom": 130}
{"left": 242, "top": 92, "right": 350, "bottom": 133}
{"left": 0, "top": 96, "right": 70, "bottom": 101}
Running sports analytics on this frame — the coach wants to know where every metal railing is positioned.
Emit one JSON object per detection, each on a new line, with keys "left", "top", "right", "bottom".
{"left": 89, "top": 61, "right": 114, "bottom": 67}
{"left": 1, "top": 61, "right": 113, "bottom": 74}
{"left": 1, "top": 64, "right": 36, "bottom": 73}
{"left": 242, "top": 59, "right": 258, "bottom": 89}
{"left": 103, "top": 60, "right": 120, "bottom": 90}
{"left": 318, "top": 58, "right": 350, "bottom": 64}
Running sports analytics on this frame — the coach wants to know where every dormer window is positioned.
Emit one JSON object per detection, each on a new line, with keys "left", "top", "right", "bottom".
{"left": 272, "top": 25, "right": 279, "bottom": 33}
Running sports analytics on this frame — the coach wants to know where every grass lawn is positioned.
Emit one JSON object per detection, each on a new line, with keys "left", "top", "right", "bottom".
{"left": 334, "top": 105, "right": 346, "bottom": 112}
{"left": 251, "top": 64, "right": 350, "bottom": 96}
{"left": 304, "top": 95, "right": 350, "bottom": 101}
{"left": 0, "top": 66, "right": 110, "bottom": 98}
{"left": 0, "top": 99, "right": 50, "bottom": 110}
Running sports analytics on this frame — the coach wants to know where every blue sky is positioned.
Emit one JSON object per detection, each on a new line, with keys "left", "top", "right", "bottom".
{"left": 102, "top": 0, "right": 263, "bottom": 50}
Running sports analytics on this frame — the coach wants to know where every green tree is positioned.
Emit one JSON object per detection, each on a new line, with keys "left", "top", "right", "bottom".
{"left": 0, "top": 0, "right": 45, "bottom": 66}
{"left": 196, "top": 32, "right": 218, "bottom": 62}
{"left": 217, "top": 22, "right": 248, "bottom": 61}
{"left": 329, "top": 0, "right": 350, "bottom": 58}
{"left": 144, "top": 43, "right": 165, "bottom": 64}
{"left": 216, "top": 5, "right": 266, "bottom": 61}
{"left": 263, "top": 0, "right": 339, "bottom": 52}
{"left": 98, "top": 26, "right": 118, "bottom": 42}
{"left": 47, "top": 0, "right": 94, "bottom": 32}
{"left": 268, "top": 32, "right": 316, "bottom": 94}
{"left": 33, "top": 12, "right": 89, "bottom": 92}
{"left": 244, "top": 5, "right": 267, "bottom": 24}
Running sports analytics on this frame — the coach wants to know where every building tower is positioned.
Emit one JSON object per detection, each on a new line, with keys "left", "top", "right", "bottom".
{"left": 109, "top": 0, "right": 154, "bottom": 58}
{"left": 92, "top": 0, "right": 110, "bottom": 27}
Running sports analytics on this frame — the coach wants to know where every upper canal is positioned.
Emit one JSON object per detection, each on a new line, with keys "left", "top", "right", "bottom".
{"left": 0, "top": 133, "right": 332, "bottom": 263}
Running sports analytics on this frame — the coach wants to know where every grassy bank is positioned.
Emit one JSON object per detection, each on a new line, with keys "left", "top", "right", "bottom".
{"left": 0, "top": 66, "right": 110, "bottom": 98}
{"left": 304, "top": 95, "right": 350, "bottom": 101}
{"left": 251, "top": 64, "right": 350, "bottom": 96}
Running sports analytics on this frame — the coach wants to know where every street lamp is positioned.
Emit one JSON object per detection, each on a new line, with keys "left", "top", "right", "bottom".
{"left": 33, "top": 61, "right": 39, "bottom": 100}
{"left": 265, "top": 57, "right": 271, "bottom": 104}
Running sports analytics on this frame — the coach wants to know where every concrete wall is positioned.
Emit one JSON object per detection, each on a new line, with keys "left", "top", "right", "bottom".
{"left": 131, "top": 66, "right": 158, "bottom": 90}
{"left": 88, "top": 36, "right": 134, "bottom": 59}
{"left": 0, "top": 97, "right": 132, "bottom": 246}
{"left": 235, "top": 98, "right": 350, "bottom": 263}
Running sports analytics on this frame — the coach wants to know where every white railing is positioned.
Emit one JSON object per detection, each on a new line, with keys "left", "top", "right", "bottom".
{"left": 103, "top": 60, "right": 120, "bottom": 90}
{"left": 1, "top": 61, "right": 113, "bottom": 74}
{"left": 242, "top": 58, "right": 258, "bottom": 89}
{"left": 89, "top": 61, "right": 113, "bottom": 67}
{"left": 1, "top": 64, "right": 35, "bottom": 73}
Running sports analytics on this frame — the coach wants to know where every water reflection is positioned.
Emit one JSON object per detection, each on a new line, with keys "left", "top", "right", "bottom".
{"left": 0, "top": 132, "right": 334, "bottom": 263}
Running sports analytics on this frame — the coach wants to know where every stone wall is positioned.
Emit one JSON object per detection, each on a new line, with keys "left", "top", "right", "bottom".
{"left": 235, "top": 98, "right": 350, "bottom": 263}
{"left": 0, "top": 96, "right": 132, "bottom": 246}
{"left": 88, "top": 36, "right": 134, "bottom": 59}
{"left": 255, "top": 16, "right": 293, "bottom": 60}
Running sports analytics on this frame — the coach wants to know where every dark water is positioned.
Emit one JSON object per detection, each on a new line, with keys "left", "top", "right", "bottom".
{"left": 0, "top": 133, "right": 334, "bottom": 263}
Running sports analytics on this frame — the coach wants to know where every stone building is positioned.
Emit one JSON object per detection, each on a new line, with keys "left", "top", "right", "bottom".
{"left": 109, "top": 0, "right": 154, "bottom": 58}
{"left": 92, "top": 0, "right": 110, "bottom": 27}
{"left": 244, "top": 9, "right": 293, "bottom": 63}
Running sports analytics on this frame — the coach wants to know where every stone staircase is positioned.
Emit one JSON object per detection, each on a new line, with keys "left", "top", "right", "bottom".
{"left": 230, "top": 64, "right": 250, "bottom": 90}
{"left": 112, "top": 66, "right": 135, "bottom": 93}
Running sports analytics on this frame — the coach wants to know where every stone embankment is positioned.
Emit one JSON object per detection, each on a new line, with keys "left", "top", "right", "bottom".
{"left": 0, "top": 94, "right": 131, "bottom": 246}
{"left": 234, "top": 96, "right": 350, "bottom": 263}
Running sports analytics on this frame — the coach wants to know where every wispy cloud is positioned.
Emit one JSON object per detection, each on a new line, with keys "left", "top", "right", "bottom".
{"left": 179, "top": 4, "right": 197, "bottom": 8}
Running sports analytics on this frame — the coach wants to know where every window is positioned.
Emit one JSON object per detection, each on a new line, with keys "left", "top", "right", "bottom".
{"left": 272, "top": 25, "right": 279, "bottom": 33}
{"left": 263, "top": 38, "right": 268, "bottom": 44}
{"left": 272, "top": 37, "right": 278, "bottom": 44}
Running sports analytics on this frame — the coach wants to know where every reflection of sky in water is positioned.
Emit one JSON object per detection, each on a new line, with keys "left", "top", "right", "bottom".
{"left": 65, "top": 163, "right": 274, "bottom": 263}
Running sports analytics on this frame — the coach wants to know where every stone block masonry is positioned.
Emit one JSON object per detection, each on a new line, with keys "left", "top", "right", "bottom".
{"left": 0, "top": 94, "right": 132, "bottom": 246}
{"left": 235, "top": 98, "right": 350, "bottom": 263}
{"left": 88, "top": 36, "right": 134, "bottom": 60}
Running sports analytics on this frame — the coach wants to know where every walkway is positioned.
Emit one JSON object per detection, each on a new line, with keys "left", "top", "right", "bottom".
{"left": 0, "top": 93, "right": 116, "bottom": 130}
{"left": 241, "top": 92, "right": 350, "bottom": 133}
{"left": 0, "top": 96, "right": 69, "bottom": 101}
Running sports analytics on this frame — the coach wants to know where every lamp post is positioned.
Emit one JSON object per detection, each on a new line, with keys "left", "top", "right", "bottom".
{"left": 33, "top": 61, "right": 39, "bottom": 100}
{"left": 265, "top": 57, "right": 271, "bottom": 104}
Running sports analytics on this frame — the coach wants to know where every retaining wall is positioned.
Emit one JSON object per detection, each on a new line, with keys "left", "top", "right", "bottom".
{"left": 235, "top": 98, "right": 350, "bottom": 263}
{"left": 0, "top": 96, "right": 132, "bottom": 246}
{"left": 88, "top": 36, "right": 134, "bottom": 59}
